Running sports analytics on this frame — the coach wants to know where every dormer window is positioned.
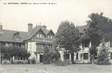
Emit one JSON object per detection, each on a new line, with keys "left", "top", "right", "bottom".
{"left": 36, "top": 34, "right": 44, "bottom": 38}
{"left": 47, "top": 35, "right": 53, "bottom": 39}
{"left": 13, "top": 32, "right": 20, "bottom": 40}
{"left": 47, "top": 30, "right": 54, "bottom": 39}
{"left": 36, "top": 29, "right": 45, "bottom": 38}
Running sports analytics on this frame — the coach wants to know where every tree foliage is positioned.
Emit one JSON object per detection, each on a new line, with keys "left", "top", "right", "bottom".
{"left": 87, "top": 12, "right": 112, "bottom": 46}
{"left": 86, "top": 13, "right": 112, "bottom": 60}
{"left": 43, "top": 46, "right": 60, "bottom": 64}
{"left": 55, "top": 21, "right": 80, "bottom": 52}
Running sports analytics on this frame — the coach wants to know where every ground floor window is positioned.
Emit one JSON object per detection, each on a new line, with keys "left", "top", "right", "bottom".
{"left": 83, "top": 53, "right": 88, "bottom": 60}
{"left": 40, "top": 55, "right": 43, "bottom": 62}
{"left": 111, "top": 53, "right": 112, "bottom": 59}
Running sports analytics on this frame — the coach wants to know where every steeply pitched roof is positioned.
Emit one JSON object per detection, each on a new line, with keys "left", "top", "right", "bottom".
{"left": 0, "top": 25, "right": 55, "bottom": 42}
{"left": 0, "top": 30, "right": 27, "bottom": 42}
{"left": 47, "top": 30, "right": 55, "bottom": 35}
{"left": 25, "top": 25, "right": 54, "bottom": 40}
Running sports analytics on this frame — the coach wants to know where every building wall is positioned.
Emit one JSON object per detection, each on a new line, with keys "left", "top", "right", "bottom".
{"left": 74, "top": 47, "right": 90, "bottom": 63}
{"left": 28, "top": 42, "right": 36, "bottom": 53}
{"left": 26, "top": 29, "right": 54, "bottom": 53}
{"left": 0, "top": 42, "right": 25, "bottom": 48}
{"left": 26, "top": 30, "right": 55, "bottom": 63}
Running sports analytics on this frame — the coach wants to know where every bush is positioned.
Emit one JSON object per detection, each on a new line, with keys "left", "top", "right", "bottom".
{"left": 43, "top": 53, "right": 51, "bottom": 64}
{"left": 0, "top": 46, "right": 30, "bottom": 60}
{"left": 43, "top": 52, "right": 56, "bottom": 64}
{"left": 42, "top": 46, "right": 60, "bottom": 64}
{"left": 96, "top": 44, "right": 110, "bottom": 65}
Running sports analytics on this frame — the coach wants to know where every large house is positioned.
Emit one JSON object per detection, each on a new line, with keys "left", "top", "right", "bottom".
{"left": 0, "top": 24, "right": 112, "bottom": 64}
{"left": 0, "top": 24, "right": 55, "bottom": 63}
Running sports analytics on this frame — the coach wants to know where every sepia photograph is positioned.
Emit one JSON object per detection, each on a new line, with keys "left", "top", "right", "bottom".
{"left": 0, "top": 0, "right": 112, "bottom": 73}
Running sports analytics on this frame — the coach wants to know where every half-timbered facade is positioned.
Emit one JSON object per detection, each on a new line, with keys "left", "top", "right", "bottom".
{"left": 25, "top": 24, "right": 55, "bottom": 63}
{"left": 0, "top": 24, "right": 55, "bottom": 63}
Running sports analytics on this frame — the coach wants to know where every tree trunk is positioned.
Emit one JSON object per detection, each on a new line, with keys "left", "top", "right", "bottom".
{"left": 71, "top": 53, "right": 74, "bottom": 64}
{"left": 90, "top": 44, "right": 96, "bottom": 64}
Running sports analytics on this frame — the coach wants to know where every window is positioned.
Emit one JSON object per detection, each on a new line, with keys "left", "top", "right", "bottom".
{"left": 36, "top": 44, "right": 44, "bottom": 49}
{"left": 48, "top": 44, "right": 52, "bottom": 48}
{"left": 47, "top": 35, "right": 53, "bottom": 39}
{"left": 36, "top": 34, "right": 44, "bottom": 38}
{"left": 40, "top": 55, "right": 43, "bottom": 62}
{"left": 21, "top": 44, "right": 25, "bottom": 48}
{"left": 1, "top": 42, "right": 5, "bottom": 46}
{"left": 83, "top": 53, "right": 88, "bottom": 60}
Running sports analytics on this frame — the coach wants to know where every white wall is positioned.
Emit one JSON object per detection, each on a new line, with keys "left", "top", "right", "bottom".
{"left": 28, "top": 42, "right": 36, "bottom": 53}
{"left": 77, "top": 47, "right": 90, "bottom": 63}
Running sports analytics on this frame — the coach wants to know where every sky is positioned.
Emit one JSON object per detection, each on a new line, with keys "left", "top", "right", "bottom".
{"left": 0, "top": 0, "right": 112, "bottom": 32}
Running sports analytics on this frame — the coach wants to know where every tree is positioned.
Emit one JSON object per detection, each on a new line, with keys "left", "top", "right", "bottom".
{"left": 55, "top": 21, "right": 80, "bottom": 63}
{"left": 43, "top": 46, "right": 58, "bottom": 64}
{"left": 86, "top": 12, "right": 112, "bottom": 63}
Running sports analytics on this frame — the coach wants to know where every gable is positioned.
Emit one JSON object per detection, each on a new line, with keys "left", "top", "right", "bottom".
{"left": 28, "top": 29, "right": 46, "bottom": 41}
{"left": 24, "top": 25, "right": 55, "bottom": 41}
{"left": 36, "top": 29, "right": 46, "bottom": 38}
{"left": 46, "top": 30, "right": 54, "bottom": 39}
{"left": 47, "top": 30, "right": 55, "bottom": 36}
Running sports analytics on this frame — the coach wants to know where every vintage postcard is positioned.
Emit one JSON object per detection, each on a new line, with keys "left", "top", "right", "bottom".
{"left": 0, "top": 0, "right": 112, "bottom": 73}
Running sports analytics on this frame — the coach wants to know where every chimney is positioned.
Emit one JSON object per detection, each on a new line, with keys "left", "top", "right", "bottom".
{"left": 28, "top": 23, "right": 33, "bottom": 32}
{"left": 0, "top": 25, "right": 3, "bottom": 31}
